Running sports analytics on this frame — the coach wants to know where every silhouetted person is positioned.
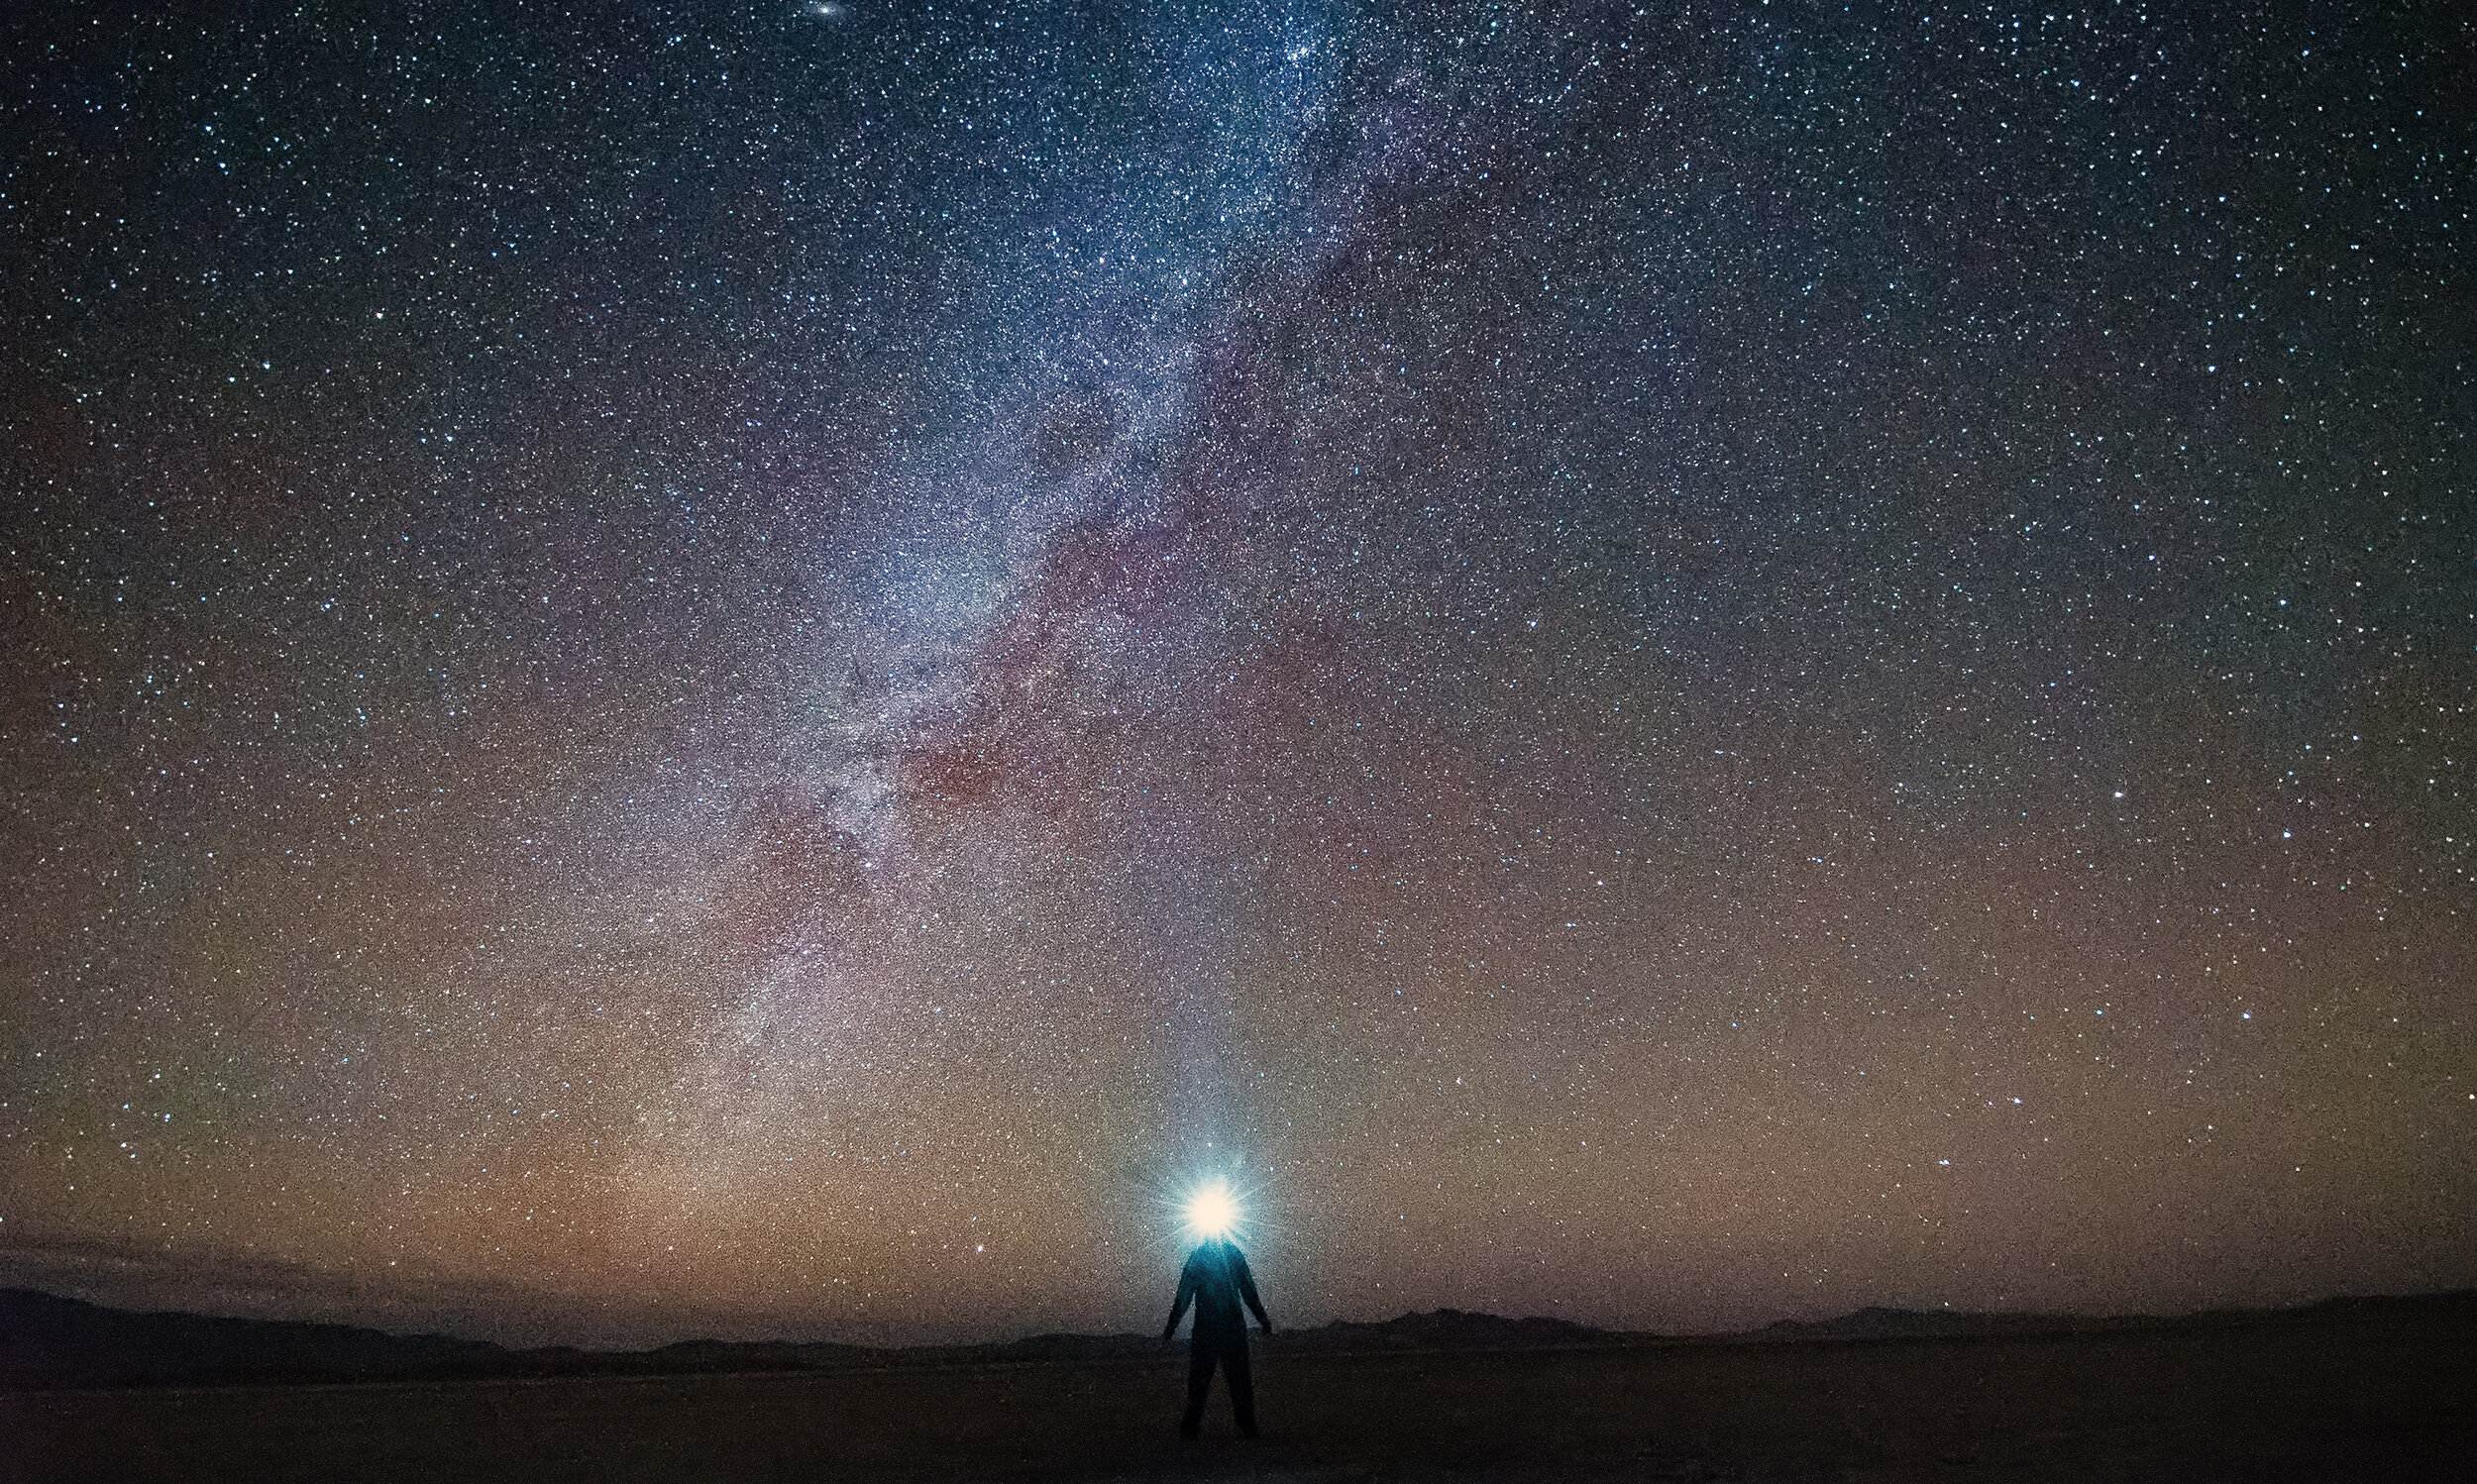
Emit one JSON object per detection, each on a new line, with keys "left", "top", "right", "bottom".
{"left": 1161, "top": 1236, "right": 1273, "bottom": 1437}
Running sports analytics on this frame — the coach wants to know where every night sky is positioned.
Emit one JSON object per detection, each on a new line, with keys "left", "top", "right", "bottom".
{"left": 3, "top": 1, "right": 2471, "bottom": 1349}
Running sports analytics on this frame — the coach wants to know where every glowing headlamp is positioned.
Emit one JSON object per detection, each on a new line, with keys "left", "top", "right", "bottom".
{"left": 1184, "top": 1179, "right": 1240, "bottom": 1240}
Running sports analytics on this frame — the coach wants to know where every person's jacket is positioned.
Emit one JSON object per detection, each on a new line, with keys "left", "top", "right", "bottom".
{"left": 1164, "top": 1239, "right": 1270, "bottom": 1344}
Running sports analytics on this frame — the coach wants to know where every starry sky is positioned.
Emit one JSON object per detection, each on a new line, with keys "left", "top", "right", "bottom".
{"left": 2, "top": 1, "right": 2470, "bottom": 1348}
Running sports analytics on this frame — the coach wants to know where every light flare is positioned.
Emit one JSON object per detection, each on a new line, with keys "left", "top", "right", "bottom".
{"left": 1184, "top": 1179, "right": 1240, "bottom": 1240}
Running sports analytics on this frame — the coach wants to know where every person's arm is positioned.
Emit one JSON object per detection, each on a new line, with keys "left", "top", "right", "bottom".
{"left": 1162, "top": 1260, "right": 1197, "bottom": 1341}
{"left": 1235, "top": 1249, "right": 1273, "bottom": 1335}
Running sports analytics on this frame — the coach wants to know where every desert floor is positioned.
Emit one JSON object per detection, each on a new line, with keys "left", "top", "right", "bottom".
{"left": 6, "top": 1315, "right": 2466, "bottom": 1482}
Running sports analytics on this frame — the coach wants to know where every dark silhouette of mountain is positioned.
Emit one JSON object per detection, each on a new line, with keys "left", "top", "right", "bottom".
{"left": 959, "top": 1329, "right": 1159, "bottom": 1364}
{"left": 0, "top": 1288, "right": 517, "bottom": 1389}
{"left": 1282, "top": 1307, "right": 1617, "bottom": 1352}
{"left": 1750, "top": 1306, "right": 2061, "bottom": 1343}
{"left": 0, "top": 1288, "right": 885, "bottom": 1390}
{"left": 6, "top": 1286, "right": 2470, "bottom": 1391}
{"left": 1743, "top": 1291, "right": 2477, "bottom": 1345}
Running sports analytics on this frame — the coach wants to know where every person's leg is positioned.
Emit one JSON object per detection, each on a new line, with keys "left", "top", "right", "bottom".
{"left": 1224, "top": 1340, "right": 1256, "bottom": 1437}
{"left": 1181, "top": 1344, "right": 1217, "bottom": 1436}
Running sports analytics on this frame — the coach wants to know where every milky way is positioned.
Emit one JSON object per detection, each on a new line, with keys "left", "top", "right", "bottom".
{"left": 3, "top": 2, "right": 2470, "bottom": 1346}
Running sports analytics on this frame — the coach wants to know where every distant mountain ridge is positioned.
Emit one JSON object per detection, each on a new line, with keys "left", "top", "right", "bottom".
{"left": 4, "top": 1286, "right": 2467, "bottom": 1392}
{"left": 1746, "top": 1292, "right": 2477, "bottom": 1344}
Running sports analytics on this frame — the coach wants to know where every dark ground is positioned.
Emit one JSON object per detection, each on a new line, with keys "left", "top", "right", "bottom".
{"left": 5, "top": 1304, "right": 2467, "bottom": 1483}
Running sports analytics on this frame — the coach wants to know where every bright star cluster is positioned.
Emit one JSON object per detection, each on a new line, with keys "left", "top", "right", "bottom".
{"left": 0, "top": 2, "right": 2469, "bottom": 1347}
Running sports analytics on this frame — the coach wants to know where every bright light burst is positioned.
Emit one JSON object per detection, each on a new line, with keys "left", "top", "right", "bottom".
{"left": 1183, "top": 1178, "right": 1240, "bottom": 1240}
